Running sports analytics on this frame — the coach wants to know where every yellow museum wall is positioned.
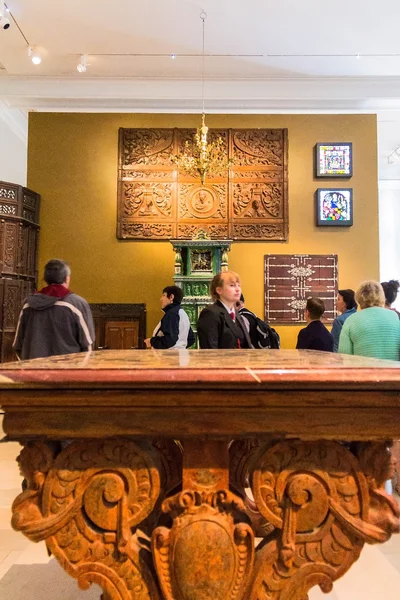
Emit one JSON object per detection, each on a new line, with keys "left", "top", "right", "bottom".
{"left": 27, "top": 113, "right": 378, "bottom": 348}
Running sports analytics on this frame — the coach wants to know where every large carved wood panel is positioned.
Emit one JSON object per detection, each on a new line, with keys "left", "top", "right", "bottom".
{"left": 265, "top": 254, "right": 338, "bottom": 323}
{"left": 0, "top": 181, "right": 40, "bottom": 361}
{"left": 118, "top": 128, "right": 288, "bottom": 241}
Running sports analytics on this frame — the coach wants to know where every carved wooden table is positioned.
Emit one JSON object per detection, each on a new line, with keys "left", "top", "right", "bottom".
{"left": 0, "top": 349, "right": 399, "bottom": 600}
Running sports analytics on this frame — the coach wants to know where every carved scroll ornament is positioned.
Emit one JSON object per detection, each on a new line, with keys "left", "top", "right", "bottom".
{"left": 11, "top": 438, "right": 399, "bottom": 600}
{"left": 12, "top": 439, "right": 164, "bottom": 600}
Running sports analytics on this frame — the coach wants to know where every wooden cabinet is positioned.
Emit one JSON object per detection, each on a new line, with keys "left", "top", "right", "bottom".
{"left": 0, "top": 181, "right": 40, "bottom": 362}
{"left": 105, "top": 321, "right": 139, "bottom": 350}
{"left": 90, "top": 304, "right": 146, "bottom": 350}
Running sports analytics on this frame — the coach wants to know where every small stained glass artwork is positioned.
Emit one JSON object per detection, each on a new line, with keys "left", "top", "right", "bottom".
{"left": 315, "top": 143, "right": 352, "bottom": 177}
{"left": 316, "top": 189, "right": 353, "bottom": 227}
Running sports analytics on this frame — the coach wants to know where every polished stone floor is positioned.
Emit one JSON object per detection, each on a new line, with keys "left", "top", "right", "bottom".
{"left": 0, "top": 415, "right": 399, "bottom": 600}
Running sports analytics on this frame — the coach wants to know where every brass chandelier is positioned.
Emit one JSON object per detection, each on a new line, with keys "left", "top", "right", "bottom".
{"left": 173, "top": 11, "right": 231, "bottom": 185}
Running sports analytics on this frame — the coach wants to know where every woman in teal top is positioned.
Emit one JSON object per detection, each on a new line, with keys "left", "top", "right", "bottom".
{"left": 338, "top": 280, "right": 400, "bottom": 360}
{"left": 331, "top": 288, "right": 357, "bottom": 352}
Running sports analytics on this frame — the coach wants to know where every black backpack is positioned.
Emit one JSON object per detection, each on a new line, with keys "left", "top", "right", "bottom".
{"left": 239, "top": 309, "right": 280, "bottom": 349}
{"left": 187, "top": 326, "right": 196, "bottom": 348}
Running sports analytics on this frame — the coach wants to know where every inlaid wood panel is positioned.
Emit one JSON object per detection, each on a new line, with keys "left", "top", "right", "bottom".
{"left": 265, "top": 254, "right": 338, "bottom": 323}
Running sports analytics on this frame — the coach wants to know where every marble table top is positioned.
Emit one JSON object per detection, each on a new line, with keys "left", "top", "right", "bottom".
{"left": 0, "top": 349, "right": 399, "bottom": 389}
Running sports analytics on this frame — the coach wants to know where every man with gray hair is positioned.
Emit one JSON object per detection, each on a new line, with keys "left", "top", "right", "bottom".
{"left": 13, "top": 259, "right": 95, "bottom": 360}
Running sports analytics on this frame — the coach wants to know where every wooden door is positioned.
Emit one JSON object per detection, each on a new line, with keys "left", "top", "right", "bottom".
{"left": 105, "top": 321, "right": 139, "bottom": 350}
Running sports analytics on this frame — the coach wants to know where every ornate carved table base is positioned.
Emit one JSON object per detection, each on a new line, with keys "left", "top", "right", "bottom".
{"left": 11, "top": 437, "right": 399, "bottom": 600}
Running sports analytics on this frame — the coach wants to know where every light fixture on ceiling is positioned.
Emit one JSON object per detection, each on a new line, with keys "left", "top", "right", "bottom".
{"left": 388, "top": 146, "right": 400, "bottom": 164}
{"left": 77, "top": 54, "right": 87, "bottom": 73}
{"left": 0, "top": 2, "right": 10, "bottom": 29}
{"left": 28, "top": 46, "right": 42, "bottom": 65}
{"left": 172, "top": 11, "right": 231, "bottom": 185}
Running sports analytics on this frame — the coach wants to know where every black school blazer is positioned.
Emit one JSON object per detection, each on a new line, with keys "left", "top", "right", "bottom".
{"left": 197, "top": 300, "right": 252, "bottom": 349}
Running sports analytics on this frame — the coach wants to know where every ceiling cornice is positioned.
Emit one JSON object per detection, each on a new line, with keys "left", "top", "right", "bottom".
{"left": 2, "top": 76, "right": 400, "bottom": 113}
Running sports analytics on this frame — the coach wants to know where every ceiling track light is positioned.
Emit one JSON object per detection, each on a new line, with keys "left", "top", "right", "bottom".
{"left": 388, "top": 146, "right": 400, "bottom": 165}
{"left": 28, "top": 46, "right": 42, "bottom": 65}
{"left": 0, "top": 1, "right": 10, "bottom": 29}
{"left": 77, "top": 54, "right": 87, "bottom": 73}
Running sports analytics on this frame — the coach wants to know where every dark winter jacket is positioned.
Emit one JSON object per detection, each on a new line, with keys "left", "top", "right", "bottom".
{"left": 150, "top": 302, "right": 194, "bottom": 349}
{"left": 13, "top": 284, "right": 95, "bottom": 360}
{"left": 296, "top": 320, "right": 334, "bottom": 352}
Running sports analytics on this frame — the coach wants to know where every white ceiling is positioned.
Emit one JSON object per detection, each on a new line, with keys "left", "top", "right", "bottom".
{"left": 1, "top": 0, "right": 400, "bottom": 178}
{"left": 2, "top": 0, "right": 400, "bottom": 78}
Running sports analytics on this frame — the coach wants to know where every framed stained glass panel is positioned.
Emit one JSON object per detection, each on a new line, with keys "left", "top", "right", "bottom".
{"left": 315, "top": 142, "right": 352, "bottom": 178}
{"left": 316, "top": 188, "right": 353, "bottom": 227}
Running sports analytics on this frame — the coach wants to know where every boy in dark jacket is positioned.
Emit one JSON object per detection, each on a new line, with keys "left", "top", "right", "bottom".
{"left": 145, "top": 286, "right": 194, "bottom": 349}
{"left": 296, "top": 297, "right": 334, "bottom": 352}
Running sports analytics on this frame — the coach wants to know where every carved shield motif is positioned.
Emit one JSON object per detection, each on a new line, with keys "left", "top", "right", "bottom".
{"left": 153, "top": 490, "right": 254, "bottom": 600}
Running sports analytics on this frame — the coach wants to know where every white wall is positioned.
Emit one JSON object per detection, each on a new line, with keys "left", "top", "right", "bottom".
{"left": 0, "top": 103, "right": 27, "bottom": 186}
{"left": 379, "top": 180, "right": 400, "bottom": 310}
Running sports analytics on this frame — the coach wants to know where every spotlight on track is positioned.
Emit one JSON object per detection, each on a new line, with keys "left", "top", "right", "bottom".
{"left": 28, "top": 46, "right": 42, "bottom": 65}
{"left": 77, "top": 54, "right": 87, "bottom": 73}
{"left": 0, "top": 2, "right": 10, "bottom": 29}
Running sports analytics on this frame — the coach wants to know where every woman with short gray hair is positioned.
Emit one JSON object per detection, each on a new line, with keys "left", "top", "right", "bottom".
{"left": 355, "top": 280, "right": 385, "bottom": 310}
{"left": 338, "top": 280, "right": 400, "bottom": 360}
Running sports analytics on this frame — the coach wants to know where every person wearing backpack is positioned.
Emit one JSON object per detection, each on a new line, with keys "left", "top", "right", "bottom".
{"left": 197, "top": 271, "right": 252, "bottom": 349}
{"left": 237, "top": 294, "right": 280, "bottom": 349}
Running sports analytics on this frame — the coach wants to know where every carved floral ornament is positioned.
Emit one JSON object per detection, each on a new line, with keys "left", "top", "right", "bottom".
{"left": 11, "top": 437, "right": 399, "bottom": 600}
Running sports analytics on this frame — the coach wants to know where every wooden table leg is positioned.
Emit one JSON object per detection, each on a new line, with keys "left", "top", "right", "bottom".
{"left": 11, "top": 439, "right": 164, "bottom": 600}
{"left": 10, "top": 438, "right": 400, "bottom": 600}
{"left": 245, "top": 439, "right": 400, "bottom": 599}
{"left": 152, "top": 439, "right": 255, "bottom": 600}
{"left": 392, "top": 440, "right": 400, "bottom": 494}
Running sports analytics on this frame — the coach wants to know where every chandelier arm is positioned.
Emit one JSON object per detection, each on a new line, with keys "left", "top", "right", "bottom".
{"left": 172, "top": 10, "right": 232, "bottom": 186}
{"left": 200, "top": 11, "right": 207, "bottom": 116}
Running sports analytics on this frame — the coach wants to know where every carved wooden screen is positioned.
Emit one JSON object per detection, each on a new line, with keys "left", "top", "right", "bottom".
{"left": 264, "top": 254, "right": 338, "bottom": 323}
{"left": 0, "top": 181, "right": 40, "bottom": 361}
{"left": 117, "top": 128, "right": 288, "bottom": 241}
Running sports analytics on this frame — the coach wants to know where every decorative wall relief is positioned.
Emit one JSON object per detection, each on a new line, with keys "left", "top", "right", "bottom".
{"left": 117, "top": 128, "right": 288, "bottom": 241}
{"left": 265, "top": 254, "right": 338, "bottom": 323}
